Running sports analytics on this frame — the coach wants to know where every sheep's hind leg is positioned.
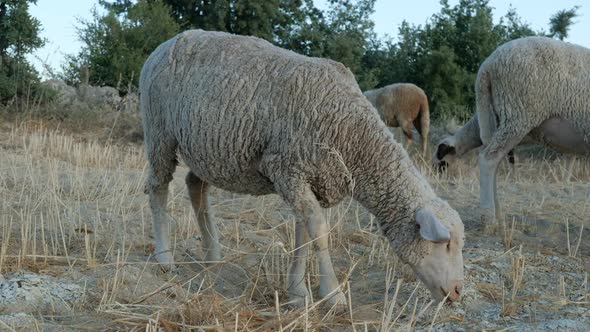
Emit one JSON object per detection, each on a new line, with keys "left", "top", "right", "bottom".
{"left": 281, "top": 183, "right": 346, "bottom": 310}
{"left": 186, "top": 172, "right": 221, "bottom": 264}
{"left": 401, "top": 121, "right": 414, "bottom": 151}
{"left": 145, "top": 143, "right": 178, "bottom": 270}
{"left": 478, "top": 128, "right": 527, "bottom": 232}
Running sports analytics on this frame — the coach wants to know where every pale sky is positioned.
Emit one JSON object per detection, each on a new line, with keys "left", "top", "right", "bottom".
{"left": 28, "top": 0, "right": 588, "bottom": 78}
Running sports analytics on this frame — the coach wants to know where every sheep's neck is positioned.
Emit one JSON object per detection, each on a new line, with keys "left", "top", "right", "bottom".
{"left": 346, "top": 129, "right": 431, "bottom": 234}
{"left": 454, "top": 115, "right": 483, "bottom": 156}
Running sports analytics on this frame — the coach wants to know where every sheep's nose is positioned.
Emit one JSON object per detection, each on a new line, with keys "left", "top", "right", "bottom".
{"left": 448, "top": 282, "right": 462, "bottom": 302}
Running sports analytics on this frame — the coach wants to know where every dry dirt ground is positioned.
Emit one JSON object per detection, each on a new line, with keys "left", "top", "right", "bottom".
{"left": 1, "top": 122, "right": 590, "bottom": 331}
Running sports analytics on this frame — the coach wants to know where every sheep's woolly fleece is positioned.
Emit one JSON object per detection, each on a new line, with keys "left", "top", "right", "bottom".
{"left": 476, "top": 36, "right": 590, "bottom": 149}
{"left": 435, "top": 37, "right": 590, "bottom": 170}
{"left": 474, "top": 36, "right": 590, "bottom": 227}
{"left": 363, "top": 83, "right": 430, "bottom": 153}
{"left": 139, "top": 29, "right": 463, "bottom": 268}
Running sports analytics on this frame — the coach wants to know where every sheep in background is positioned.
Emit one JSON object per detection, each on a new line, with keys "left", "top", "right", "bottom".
{"left": 433, "top": 114, "right": 483, "bottom": 172}
{"left": 474, "top": 36, "right": 590, "bottom": 226}
{"left": 140, "top": 29, "right": 464, "bottom": 309}
{"left": 363, "top": 83, "right": 430, "bottom": 155}
{"left": 432, "top": 113, "right": 536, "bottom": 172}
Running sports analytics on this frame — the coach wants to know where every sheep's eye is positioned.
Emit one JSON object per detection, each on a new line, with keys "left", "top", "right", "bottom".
{"left": 446, "top": 241, "right": 451, "bottom": 251}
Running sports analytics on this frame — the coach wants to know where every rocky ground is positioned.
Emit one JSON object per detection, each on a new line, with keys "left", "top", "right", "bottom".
{"left": 1, "top": 123, "right": 589, "bottom": 331}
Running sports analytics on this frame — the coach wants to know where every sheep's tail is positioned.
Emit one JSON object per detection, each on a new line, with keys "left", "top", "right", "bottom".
{"left": 476, "top": 67, "right": 496, "bottom": 146}
{"left": 414, "top": 95, "right": 430, "bottom": 155}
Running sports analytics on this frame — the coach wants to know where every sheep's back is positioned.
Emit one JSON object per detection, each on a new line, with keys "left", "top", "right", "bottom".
{"left": 479, "top": 36, "right": 590, "bottom": 140}
{"left": 140, "top": 29, "right": 371, "bottom": 194}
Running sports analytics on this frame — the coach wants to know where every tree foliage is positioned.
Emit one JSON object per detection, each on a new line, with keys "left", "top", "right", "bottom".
{"left": 0, "top": 0, "right": 45, "bottom": 103}
{"left": 62, "top": 0, "right": 180, "bottom": 92}
{"left": 68, "top": 0, "right": 381, "bottom": 91}
{"left": 66, "top": 0, "right": 581, "bottom": 120}
{"left": 548, "top": 6, "right": 579, "bottom": 41}
{"left": 369, "top": 0, "right": 540, "bottom": 120}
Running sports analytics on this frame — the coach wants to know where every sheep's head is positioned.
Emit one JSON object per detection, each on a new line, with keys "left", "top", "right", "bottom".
{"left": 389, "top": 200, "right": 464, "bottom": 304}
{"left": 432, "top": 135, "right": 457, "bottom": 173}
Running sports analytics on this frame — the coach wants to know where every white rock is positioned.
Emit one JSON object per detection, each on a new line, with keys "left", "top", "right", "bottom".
{"left": 0, "top": 272, "right": 84, "bottom": 314}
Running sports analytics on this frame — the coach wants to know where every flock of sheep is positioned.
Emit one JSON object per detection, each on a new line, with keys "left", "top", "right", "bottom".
{"left": 138, "top": 29, "right": 589, "bottom": 310}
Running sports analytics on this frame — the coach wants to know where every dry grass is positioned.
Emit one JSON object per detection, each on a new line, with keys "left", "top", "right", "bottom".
{"left": 499, "top": 246, "right": 526, "bottom": 317}
{"left": 1, "top": 122, "right": 590, "bottom": 331}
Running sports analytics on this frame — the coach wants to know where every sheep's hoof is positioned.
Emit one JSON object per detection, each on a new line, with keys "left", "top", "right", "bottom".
{"left": 483, "top": 223, "right": 500, "bottom": 235}
{"left": 155, "top": 251, "right": 177, "bottom": 272}
{"left": 287, "top": 286, "right": 311, "bottom": 309}
{"left": 158, "top": 262, "right": 177, "bottom": 272}
{"left": 480, "top": 209, "right": 497, "bottom": 224}
{"left": 324, "top": 291, "right": 348, "bottom": 313}
{"left": 204, "top": 251, "right": 222, "bottom": 265}
{"left": 480, "top": 210, "right": 499, "bottom": 234}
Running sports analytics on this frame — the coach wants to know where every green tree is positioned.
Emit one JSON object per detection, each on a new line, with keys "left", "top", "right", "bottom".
{"left": 102, "top": 0, "right": 319, "bottom": 47}
{"left": 496, "top": 6, "right": 536, "bottom": 42}
{"left": 548, "top": 6, "right": 579, "bottom": 40}
{"left": 421, "top": 45, "right": 473, "bottom": 121}
{"left": 68, "top": 0, "right": 561, "bottom": 120}
{"left": 64, "top": 0, "right": 180, "bottom": 92}
{"left": 0, "top": 0, "right": 45, "bottom": 103}
{"left": 274, "top": 0, "right": 328, "bottom": 56}
{"left": 83, "top": 0, "right": 378, "bottom": 91}
{"left": 149, "top": 0, "right": 232, "bottom": 31}
{"left": 321, "top": 0, "right": 377, "bottom": 89}
{"left": 372, "top": 0, "right": 538, "bottom": 120}
{"left": 81, "top": 0, "right": 327, "bottom": 91}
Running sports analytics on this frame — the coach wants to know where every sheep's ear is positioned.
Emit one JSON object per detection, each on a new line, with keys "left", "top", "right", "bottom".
{"left": 416, "top": 209, "right": 451, "bottom": 243}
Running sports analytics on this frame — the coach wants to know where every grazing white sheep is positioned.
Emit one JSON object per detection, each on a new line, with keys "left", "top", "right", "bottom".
{"left": 363, "top": 83, "right": 430, "bottom": 155}
{"left": 140, "top": 29, "right": 464, "bottom": 308}
{"left": 432, "top": 113, "right": 536, "bottom": 172}
{"left": 474, "top": 36, "right": 590, "bottom": 225}
{"left": 433, "top": 114, "right": 484, "bottom": 172}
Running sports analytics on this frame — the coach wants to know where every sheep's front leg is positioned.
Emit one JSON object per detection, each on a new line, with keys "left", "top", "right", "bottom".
{"left": 286, "top": 220, "right": 311, "bottom": 306}
{"left": 285, "top": 185, "right": 347, "bottom": 309}
{"left": 309, "top": 214, "right": 345, "bottom": 307}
